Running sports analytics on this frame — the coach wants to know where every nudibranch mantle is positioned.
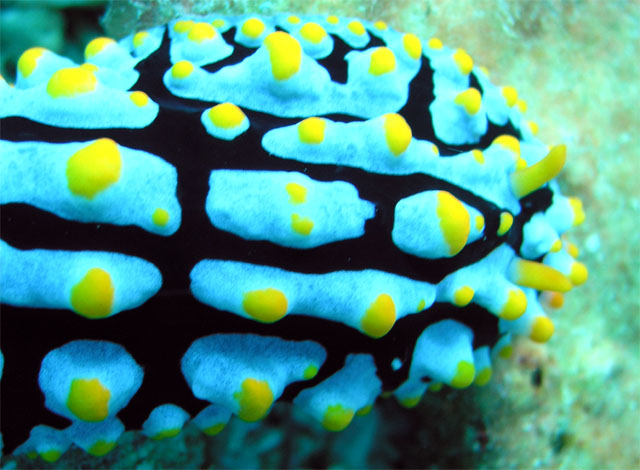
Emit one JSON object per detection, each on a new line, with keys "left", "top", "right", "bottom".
{"left": 0, "top": 12, "right": 587, "bottom": 460}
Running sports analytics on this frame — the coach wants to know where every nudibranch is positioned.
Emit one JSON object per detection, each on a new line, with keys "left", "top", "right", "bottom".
{"left": 0, "top": 13, "right": 587, "bottom": 460}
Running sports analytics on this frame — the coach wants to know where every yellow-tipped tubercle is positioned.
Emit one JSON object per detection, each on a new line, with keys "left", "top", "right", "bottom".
{"left": 510, "top": 258, "right": 573, "bottom": 293}
{"left": 510, "top": 144, "right": 567, "bottom": 198}
{"left": 234, "top": 378, "right": 273, "bottom": 421}
{"left": 529, "top": 316, "right": 554, "bottom": 343}
{"left": 569, "top": 261, "right": 589, "bottom": 286}
{"left": 322, "top": 404, "right": 354, "bottom": 431}
{"left": 454, "top": 88, "right": 481, "bottom": 115}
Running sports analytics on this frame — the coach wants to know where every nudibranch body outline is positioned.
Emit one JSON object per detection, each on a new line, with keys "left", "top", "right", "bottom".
{"left": 0, "top": 12, "right": 586, "bottom": 460}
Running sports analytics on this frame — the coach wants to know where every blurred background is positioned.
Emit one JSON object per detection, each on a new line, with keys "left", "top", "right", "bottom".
{"left": 1, "top": 0, "right": 638, "bottom": 468}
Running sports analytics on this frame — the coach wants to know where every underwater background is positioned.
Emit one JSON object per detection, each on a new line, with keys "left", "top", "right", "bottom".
{"left": 0, "top": 0, "right": 638, "bottom": 468}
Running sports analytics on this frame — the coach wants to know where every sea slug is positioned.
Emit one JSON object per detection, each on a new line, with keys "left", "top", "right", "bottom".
{"left": 0, "top": 13, "right": 587, "bottom": 460}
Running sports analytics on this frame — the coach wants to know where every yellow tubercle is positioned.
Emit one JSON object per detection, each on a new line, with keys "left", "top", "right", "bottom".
{"left": 510, "top": 144, "right": 567, "bottom": 198}
{"left": 565, "top": 240, "right": 580, "bottom": 258}
{"left": 436, "top": 191, "right": 471, "bottom": 256}
{"left": 498, "top": 288, "right": 527, "bottom": 320}
{"left": 373, "top": 20, "right": 387, "bottom": 30}
{"left": 515, "top": 157, "right": 528, "bottom": 170}
{"left": 241, "top": 18, "right": 266, "bottom": 39}
{"left": 356, "top": 404, "right": 373, "bottom": 416}
{"left": 17, "top": 47, "right": 46, "bottom": 78}
{"left": 369, "top": 47, "right": 396, "bottom": 76}
{"left": 550, "top": 239, "right": 563, "bottom": 252}
{"left": 475, "top": 215, "right": 485, "bottom": 231}
{"left": 300, "top": 22, "right": 327, "bottom": 44}
{"left": 322, "top": 404, "right": 354, "bottom": 431}
{"left": 173, "top": 20, "right": 195, "bottom": 33}
{"left": 516, "top": 98, "right": 528, "bottom": 113}
{"left": 527, "top": 121, "right": 540, "bottom": 135}
{"left": 543, "top": 291, "right": 565, "bottom": 309}
{"left": 87, "top": 440, "right": 116, "bottom": 456}
{"left": 398, "top": 396, "right": 421, "bottom": 408}
{"left": 66, "top": 138, "right": 121, "bottom": 200}
{"left": 492, "top": 134, "right": 521, "bottom": 158}
{"left": 474, "top": 367, "right": 492, "bottom": 386}
{"left": 67, "top": 377, "right": 111, "bottom": 422}
{"left": 450, "top": 361, "right": 475, "bottom": 389}
{"left": 285, "top": 182, "right": 307, "bottom": 204}
{"left": 84, "top": 37, "right": 116, "bottom": 59}
{"left": 471, "top": 149, "right": 485, "bottom": 164}
{"left": 171, "top": 60, "right": 194, "bottom": 79}
{"left": 416, "top": 298, "right": 426, "bottom": 312}
{"left": 498, "top": 344, "right": 513, "bottom": 359}
{"left": 211, "top": 19, "right": 226, "bottom": 29}
{"left": 152, "top": 208, "right": 170, "bottom": 227}
{"left": 242, "top": 288, "right": 288, "bottom": 323}
{"left": 133, "top": 31, "right": 149, "bottom": 48}
{"left": 151, "top": 428, "right": 181, "bottom": 440}
{"left": 383, "top": 113, "right": 412, "bottom": 156}
{"left": 40, "top": 450, "right": 63, "bottom": 463}
{"left": 287, "top": 15, "right": 301, "bottom": 24}
{"left": 427, "top": 37, "right": 443, "bottom": 49}
{"left": 208, "top": 102, "right": 246, "bottom": 129}
{"left": 264, "top": 31, "right": 302, "bottom": 81}
{"left": 497, "top": 212, "right": 514, "bottom": 236}
{"left": 569, "top": 261, "right": 588, "bottom": 286}
{"left": 130, "top": 90, "right": 149, "bottom": 107}
{"left": 347, "top": 20, "right": 365, "bottom": 36}
{"left": 80, "top": 63, "right": 99, "bottom": 73}
{"left": 327, "top": 15, "right": 339, "bottom": 25}
{"left": 203, "top": 422, "right": 226, "bottom": 436}
{"left": 70, "top": 267, "right": 115, "bottom": 319}
{"left": 452, "top": 48, "right": 473, "bottom": 75}
{"left": 501, "top": 86, "right": 518, "bottom": 107}
{"left": 529, "top": 316, "right": 554, "bottom": 343}
{"left": 188, "top": 22, "right": 217, "bottom": 43}
{"left": 454, "top": 88, "right": 481, "bottom": 115}
{"left": 569, "top": 197, "right": 585, "bottom": 225}
{"left": 47, "top": 67, "right": 97, "bottom": 98}
{"left": 402, "top": 33, "right": 422, "bottom": 59}
{"left": 510, "top": 258, "right": 573, "bottom": 292}
{"left": 298, "top": 117, "right": 326, "bottom": 144}
{"left": 291, "top": 214, "right": 314, "bottom": 235}
{"left": 453, "top": 286, "right": 474, "bottom": 307}
{"left": 361, "top": 293, "right": 396, "bottom": 338}
{"left": 234, "top": 377, "right": 274, "bottom": 421}
{"left": 303, "top": 364, "right": 319, "bottom": 380}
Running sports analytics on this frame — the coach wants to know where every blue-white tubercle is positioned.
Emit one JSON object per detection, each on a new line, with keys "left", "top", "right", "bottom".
{"left": 38, "top": 340, "right": 143, "bottom": 423}
{"left": 142, "top": 404, "right": 191, "bottom": 440}
{"left": 0, "top": 12, "right": 586, "bottom": 459}
{"left": 13, "top": 426, "right": 71, "bottom": 463}
{"left": 0, "top": 139, "right": 181, "bottom": 235}
{"left": 0, "top": 240, "right": 162, "bottom": 319}
{"left": 182, "top": 334, "right": 327, "bottom": 422}
{"left": 191, "top": 404, "right": 232, "bottom": 436}
{"left": 66, "top": 418, "right": 125, "bottom": 456}
{"left": 205, "top": 170, "right": 375, "bottom": 248}
{"left": 190, "top": 260, "right": 435, "bottom": 337}
{"left": 293, "top": 354, "right": 381, "bottom": 431}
